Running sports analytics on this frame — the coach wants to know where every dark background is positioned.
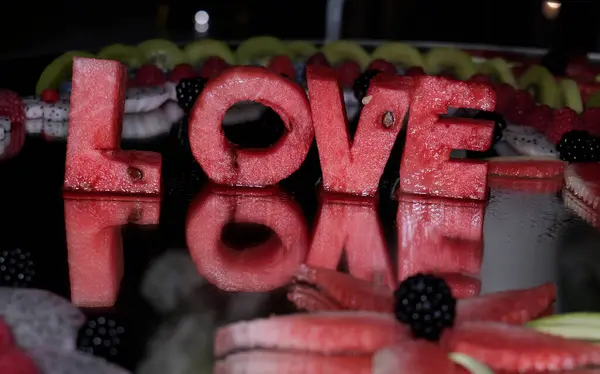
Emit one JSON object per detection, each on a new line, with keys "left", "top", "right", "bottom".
{"left": 2, "top": 0, "right": 599, "bottom": 59}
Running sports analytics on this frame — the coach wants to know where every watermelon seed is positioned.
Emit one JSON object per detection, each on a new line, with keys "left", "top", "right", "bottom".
{"left": 127, "top": 167, "right": 143, "bottom": 181}
{"left": 382, "top": 111, "right": 395, "bottom": 128}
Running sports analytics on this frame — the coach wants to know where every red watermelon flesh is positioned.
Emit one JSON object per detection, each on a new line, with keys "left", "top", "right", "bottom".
{"left": 373, "top": 341, "right": 463, "bottom": 374}
{"left": 488, "top": 176, "right": 564, "bottom": 194}
{"left": 185, "top": 187, "right": 308, "bottom": 292}
{"left": 189, "top": 66, "right": 314, "bottom": 187}
{"left": 305, "top": 195, "right": 394, "bottom": 288}
{"left": 307, "top": 66, "right": 411, "bottom": 197}
{"left": 564, "top": 163, "right": 600, "bottom": 211}
{"left": 215, "top": 350, "right": 372, "bottom": 374}
{"left": 64, "top": 57, "right": 161, "bottom": 196}
{"left": 487, "top": 156, "right": 566, "bottom": 179}
{"left": 400, "top": 77, "right": 495, "bottom": 200}
{"left": 444, "top": 321, "right": 600, "bottom": 372}
{"left": 64, "top": 198, "right": 160, "bottom": 307}
{"left": 0, "top": 348, "right": 39, "bottom": 374}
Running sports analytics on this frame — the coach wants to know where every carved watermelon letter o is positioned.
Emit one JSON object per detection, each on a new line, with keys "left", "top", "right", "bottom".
{"left": 189, "top": 66, "right": 314, "bottom": 187}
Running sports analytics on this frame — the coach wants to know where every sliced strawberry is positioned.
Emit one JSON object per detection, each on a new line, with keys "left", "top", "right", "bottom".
{"left": 368, "top": 59, "right": 397, "bottom": 74}
{"left": 0, "top": 90, "right": 25, "bottom": 123}
{"left": 492, "top": 83, "right": 517, "bottom": 115}
{"left": 505, "top": 90, "right": 534, "bottom": 124}
{"left": 546, "top": 107, "right": 582, "bottom": 144}
{"left": 522, "top": 104, "right": 553, "bottom": 132}
{"left": 335, "top": 60, "right": 361, "bottom": 88}
{"left": 404, "top": 66, "right": 426, "bottom": 77}
{"left": 133, "top": 64, "right": 165, "bottom": 87}
{"left": 581, "top": 107, "right": 600, "bottom": 137}
{"left": 168, "top": 63, "right": 196, "bottom": 82}
{"left": 268, "top": 55, "right": 297, "bottom": 81}
{"left": 199, "top": 56, "right": 229, "bottom": 80}
{"left": 306, "top": 52, "right": 330, "bottom": 67}
{"left": 41, "top": 89, "right": 60, "bottom": 104}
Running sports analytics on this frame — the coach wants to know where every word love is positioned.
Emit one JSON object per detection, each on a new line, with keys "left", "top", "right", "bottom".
{"left": 63, "top": 58, "right": 496, "bottom": 200}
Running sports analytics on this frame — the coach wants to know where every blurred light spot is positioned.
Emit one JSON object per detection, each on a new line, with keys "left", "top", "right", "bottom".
{"left": 542, "top": 1, "right": 561, "bottom": 19}
{"left": 195, "top": 10, "right": 209, "bottom": 25}
{"left": 195, "top": 22, "right": 209, "bottom": 33}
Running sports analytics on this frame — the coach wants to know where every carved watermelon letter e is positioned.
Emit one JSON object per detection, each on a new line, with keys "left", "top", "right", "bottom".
{"left": 63, "top": 57, "right": 162, "bottom": 196}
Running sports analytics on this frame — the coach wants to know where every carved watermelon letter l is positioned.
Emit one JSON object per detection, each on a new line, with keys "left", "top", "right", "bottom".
{"left": 64, "top": 58, "right": 162, "bottom": 196}
{"left": 307, "top": 66, "right": 411, "bottom": 197}
{"left": 400, "top": 77, "right": 496, "bottom": 200}
{"left": 189, "top": 66, "right": 314, "bottom": 187}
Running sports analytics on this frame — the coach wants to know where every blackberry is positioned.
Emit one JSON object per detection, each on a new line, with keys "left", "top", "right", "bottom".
{"left": 175, "top": 77, "right": 207, "bottom": 113}
{"left": 77, "top": 315, "right": 126, "bottom": 360}
{"left": 473, "top": 111, "right": 507, "bottom": 144}
{"left": 353, "top": 69, "right": 381, "bottom": 103}
{"left": 394, "top": 273, "right": 456, "bottom": 341}
{"left": 557, "top": 130, "right": 600, "bottom": 163}
{"left": 0, "top": 247, "right": 34, "bottom": 287}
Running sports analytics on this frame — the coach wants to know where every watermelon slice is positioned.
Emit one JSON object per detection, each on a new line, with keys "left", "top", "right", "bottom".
{"left": 400, "top": 77, "right": 495, "bottom": 200}
{"left": 564, "top": 163, "right": 600, "bottom": 211}
{"left": 63, "top": 57, "right": 162, "bottom": 196}
{"left": 0, "top": 348, "right": 39, "bottom": 374}
{"left": 64, "top": 198, "right": 160, "bottom": 307}
{"left": 488, "top": 176, "right": 564, "bottom": 194}
{"left": 444, "top": 321, "right": 600, "bottom": 372}
{"left": 306, "top": 66, "right": 411, "bottom": 197}
{"left": 305, "top": 193, "right": 394, "bottom": 288}
{"left": 214, "top": 350, "right": 372, "bottom": 374}
{"left": 185, "top": 187, "right": 308, "bottom": 292}
{"left": 373, "top": 341, "right": 461, "bottom": 374}
{"left": 188, "top": 66, "right": 314, "bottom": 187}
{"left": 487, "top": 156, "right": 566, "bottom": 178}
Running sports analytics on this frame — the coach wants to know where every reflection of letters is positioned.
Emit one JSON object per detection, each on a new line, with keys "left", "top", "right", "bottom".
{"left": 65, "top": 198, "right": 160, "bottom": 307}
{"left": 186, "top": 187, "right": 308, "bottom": 292}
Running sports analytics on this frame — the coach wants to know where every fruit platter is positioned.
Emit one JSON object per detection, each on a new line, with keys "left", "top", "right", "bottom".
{"left": 0, "top": 36, "right": 599, "bottom": 373}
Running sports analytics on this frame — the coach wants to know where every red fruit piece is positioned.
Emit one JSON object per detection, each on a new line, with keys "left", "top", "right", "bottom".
{"left": 0, "top": 319, "right": 13, "bottom": 352}
{"left": 305, "top": 194, "right": 394, "bottom": 287}
{"left": 189, "top": 66, "right": 314, "bottom": 186}
{"left": 374, "top": 341, "right": 460, "bottom": 374}
{"left": 268, "top": 55, "right": 296, "bottom": 81}
{"left": 41, "top": 88, "right": 60, "bottom": 104}
{"left": 578, "top": 81, "right": 600, "bottom": 103}
{"left": 133, "top": 64, "right": 165, "bottom": 86}
{"left": 0, "top": 90, "right": 25, "bottom": 123}
{"left": 488, "top": 176, "right": 564, "bottom": 194}
{"left": 215, "top": 351, "right": 372, "bottom": 374}
{"left": 336, "top": 60, "right": 362, "bottom": 88}
{"left": 444, "top": 321, "right": 600, "bottom": 372}
{"left": 546, "top": 107, "right": 582, "bottom": 144}
{"left": 185, "top": 187, "right": 308, "bottom": 292}
{"left": 469, "top": 74, "right": 492, "bottom": 84}
{"left": 493, "top": 83, "right": 517, "bottom": 115}
{"left": 487, "top": 156, "right": 566, "bottom": 178}
{"left": 306, "top": 52, "right": 330, "bottom": 67}
{"left": 200, "top": 56, "right": 230, "bottom": 79}
{"left": 368, "top": 59, "right": 397, "bottom": 74}
{"left": 400, "top": 76, "right": 495, "bottom": 200}
{"left": 581, "top": 107, "right": 600, "bottom": 137}
{"left": 168, "top": 63, "right": 196, "bottom": 82}
{"left": 307, "top": 65, "right": 411, "bottom": 196}
{"left": 505, "top": 90, "right": 534, "bottom": 124}
{"left": 404, "top": 66, "right": 426, "bottom": 77}
{"left": 523, "top": 104, "right": 553, "bottom": 132}
{"left": 214, "top": 312, "right": 407, "bottom": 357}
{"left": 564, "top": 162, "right": 600, "bottom": 211}
{"left": 63, "top": 58, "right": 162, "bottom": 195}
{"left": 64, "top": 198, "right": 160, "bottom": 307}
{"left": 457, "top": 283, "right": 556, "bottom": 325}
{"left": 0, "top": 348, "right": 39, "bottom": 374}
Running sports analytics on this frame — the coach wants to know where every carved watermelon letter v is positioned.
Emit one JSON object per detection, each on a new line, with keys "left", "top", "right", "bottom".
{"left": 307, "top": 66, "right": 411, "bottom": 197}
{"left": 63, "top": 57, "right": 162, "bottom": 196}
{"left": 400, "top": 77, "right": 496, "bottom": 200}
{"left": 189, "top": 66, "right": 314, "bottom": 187}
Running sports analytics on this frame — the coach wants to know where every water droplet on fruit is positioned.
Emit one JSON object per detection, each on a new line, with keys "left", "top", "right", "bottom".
{"left": 382, "top": 111, "right": 395, "bottom": 128}
{"left": 127, "top": 167, "right": 143, "bottom": 181}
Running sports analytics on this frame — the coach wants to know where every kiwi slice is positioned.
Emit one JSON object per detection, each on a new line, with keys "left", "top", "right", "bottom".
{"left": 529, "top": 312, "right": 600, "bottom": 327}
{"left": 137, "top": 39, "right": 188, "bottom": 70}
{"left": 286, "top": 41, "right": 318, "bottom": 60}
{"left": 528, "top": 313, "right": 600, "bottom": 341}
{"left": 478, "top": 58, "right": 518, "bottom": 87}
{"left": 321, "top": 41, "right": 371, "bottom": 69}
{"left": 587, "top": 90, "right": 600, "bottom": 109}
{"left": 98, "top": 44, "right": 146, "bottom": 69}
{"left": 518, "top": 65, "right": 560, "bottom": 108}
{"left": 426, "top": 47, "right": 477, "bottom": 80}
{"left": 558, "top": 79, "right": 584, "bottom": 113}
{"left": 36, "top": 50, "right": 95, "bottom": 95}
{"left": 372, "top": 42, "right": 425, "bottom": 69}
{"left": 236, "top": 36, "right": 289, "bottom": 66}
{"left": 449, "top": 353, "right": 493, "bottom": 374}
{"left": 184, "top": 39, "right": 235, "bottom": 66}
